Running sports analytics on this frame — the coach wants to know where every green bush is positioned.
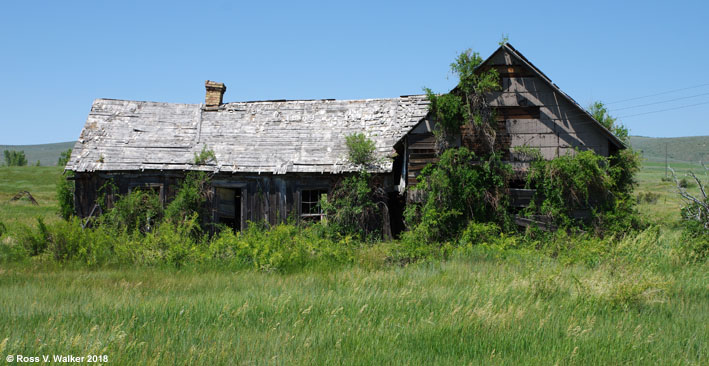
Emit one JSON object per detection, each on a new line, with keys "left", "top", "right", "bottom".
{"left": 345, "top": 133, "right": 377, "bottom": 166}
{"left": 46, "top": 217, "right": 86, "bottom": 261}
{"left": 100, "top": 189, "right": 163, "bottom": 233}
{"left": 207, "top": 223, "right": 355, "bottom": 271}
{"left": 459, "top": 221, "right": 501, "bottom": 246}
{"left": 57, "top": 172, "right": 75, "bottom": 219}
{"left": 525, "top": 150, "right": 639, "bottom": 232}
{"left": 321, "top": 172, "right": 383, "bottom": 241}
{"left": 637, "top": 191, "right": 660, "bottom": 204}
{"left": 406, "top": 147, "right": 511, "bottom": 243}
{"left": 164, "top": 172, "right": 210, "bottom": 230}
{"left": 194, "top": 146, "right": 216, "bottom": 165}
{"left": 16, "top": 218, "right": 50, "bottom": 256}
{"left": 424, "top": 90, "right": 467, "bottom": 134}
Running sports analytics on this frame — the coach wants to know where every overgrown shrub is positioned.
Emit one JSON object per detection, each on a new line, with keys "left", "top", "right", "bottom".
{"left": 321, "top": 172, "right": 384, "bottom": 241}
{"left": 207, "top": 222, "right": 355, "bottom": 271}
{"left": 99, "top": 189, "right": 163, "bottom": 233}
{"left": 679, "top": 221, "right": 709, "bottom": 262}
{"left": 57, "top": 172, "right": 75, "bottom": 219}
{"left": 424, "top": 49, "right": 501, "bottom": 153}
{"left": 17, "top": 218, "right": 50, "bottom": 256}
{"left": 345, "top": 133, "right": 377, "bottom": 167}
{"left": 164, "top": 171, "right": 210, "bottom": 229}
{"left": 525, "top": 150, "right": 639, "bottom": 232}
{"left": 194, "top": 146, "right": 216, "bottom": 165}
{"left": 637, "top": 191, "right": 660, "bottom": 204}
{"left": 405, "top": 147, "right": 511, "bottom": 244}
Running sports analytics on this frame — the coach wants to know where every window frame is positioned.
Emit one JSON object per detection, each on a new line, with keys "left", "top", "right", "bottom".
{"left": 298, "top": 187, "right": 328, "bottom": 222}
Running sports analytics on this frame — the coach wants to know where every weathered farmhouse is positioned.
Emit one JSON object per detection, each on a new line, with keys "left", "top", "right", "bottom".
{"left": 66, "top": 43, "right": 624, "bottom": 233}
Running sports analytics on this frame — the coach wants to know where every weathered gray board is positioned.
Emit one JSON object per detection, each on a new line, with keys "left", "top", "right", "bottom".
{"left": 73, "top": 171, "right": 393, "bottom": 228}
{"left": 483, "top": 45, "right": 622, "bottom": 160}
{"left": 67, "top": 96, "right": 430, "bottom": 175}
{"left": 401, "top": 43, "right": 624, "bottom": 193}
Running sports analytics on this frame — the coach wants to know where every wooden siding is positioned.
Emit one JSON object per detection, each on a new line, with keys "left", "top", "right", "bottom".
{"left": 73, "top": 171, "right": 398, "bottom": 230}
{"left": 402, "top": 44, "right": 620, "bottom": 192}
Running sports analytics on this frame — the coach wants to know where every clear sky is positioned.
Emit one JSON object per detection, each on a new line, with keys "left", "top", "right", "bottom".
{"left": 1, "top": 0, "right": 708, "bottom": 145}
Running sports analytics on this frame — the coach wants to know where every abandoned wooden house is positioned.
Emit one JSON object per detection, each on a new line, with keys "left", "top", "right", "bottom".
{"left": 66, "top": 43, "right": 625, "bottom": 234}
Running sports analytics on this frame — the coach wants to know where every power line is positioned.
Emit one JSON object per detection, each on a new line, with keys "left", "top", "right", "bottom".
{"left": 609, "top": 92, "right": 709, "bottom": 111}
{"left": 617, "top": 101, "right": 709, "bottom": 119}
{"left": 606, "top": 83, "right": 709, "bottom": 105}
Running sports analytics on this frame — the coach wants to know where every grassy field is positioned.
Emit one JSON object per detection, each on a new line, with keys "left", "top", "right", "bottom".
{"left": 0, "top": 166, "right": 63, "bottom": 226}
{"left": 0, "top": 162, "right": 707, "bottom": 364}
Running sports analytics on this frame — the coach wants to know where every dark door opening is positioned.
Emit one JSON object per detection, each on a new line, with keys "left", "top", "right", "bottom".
{"left": 216, "top": 187, "right": 242, "bottom": 231}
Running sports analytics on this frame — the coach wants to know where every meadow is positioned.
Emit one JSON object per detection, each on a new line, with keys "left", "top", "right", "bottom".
{"left": 0, "top": 161, "right": 707, "bottom": 365}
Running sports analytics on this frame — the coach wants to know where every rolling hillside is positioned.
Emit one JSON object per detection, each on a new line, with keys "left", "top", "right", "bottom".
{"left": 630, "top": 135, "right": 709, "bottom": 164}
{"left": 0, "top": 141, "right": 74, "bottom": 166}
{"left": 2, "top": 136, "right": 708, "bottom": 167}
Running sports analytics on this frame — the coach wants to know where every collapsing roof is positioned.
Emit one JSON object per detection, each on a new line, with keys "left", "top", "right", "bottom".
{"left": 67, "top": 95, "right": 430, "bottom": 174}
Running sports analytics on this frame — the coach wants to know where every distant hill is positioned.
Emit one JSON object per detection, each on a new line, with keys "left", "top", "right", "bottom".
{"left": 2, "top": 137, "right": 707, "bottom": 167}
{"left": 0, "top": 141, "right": 75, "bottom": 166}
{"left": 630, "top": 136, "right": 709, "bottom": 164}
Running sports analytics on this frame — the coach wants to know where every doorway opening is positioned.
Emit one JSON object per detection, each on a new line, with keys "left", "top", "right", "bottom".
{"left": 216, "top": 187, "right": 242, "bottom": 231}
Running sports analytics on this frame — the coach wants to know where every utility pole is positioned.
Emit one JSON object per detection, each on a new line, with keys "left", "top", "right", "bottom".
{"left": 665, "top": 143, "right": 668, "bottom": 178}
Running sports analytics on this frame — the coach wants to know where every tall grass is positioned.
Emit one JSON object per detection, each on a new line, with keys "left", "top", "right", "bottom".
{"left": 0, "top": 164, "right": 707, "bottom": 364}
{"left": 0, "top": 246, "right": 706, "bottom": 365}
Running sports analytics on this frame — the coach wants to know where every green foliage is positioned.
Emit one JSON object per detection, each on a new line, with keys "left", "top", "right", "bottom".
{"left": 405, "top": 147, "right": 511, "bottom": 244}
{"left": 450, "top": 49, "right": 500, "bottom": 96}
{"left": 164, "top": 171, "right": 210, "bottom": 227}
{"left": 637, "top": 191, "right": 660, "bottom": 204}
{"left": 679, "top": 221, "right": 709, "bottom": 262}
{"left": 57, "top": 148, "right": 72, "bottom": 167}
{"left": 194, "top": 145, "right": 216, "bottom": 165}
{"left": 498, "top": 33, "right": 509, "bottom": 46}
{"left": 208, "top": 223, "right": 353, "bottom": 271}
{"left": 678, "top": 177, "right": 694, "bottom": 188}
{"left": 676, "top": 173, "right": 708, "bottom": 233}
{"left": 345, "top": 133, "right": 377, "bottom": 166}
{"left": 526, "top": 150, "right": 640, "bottom": 231}
{"left": 321, "top": 172, "right": 383, "bottom": 241}
{"left": 3, "top": 150, "right": 27, "bottom": 166}
{"left": 589, "top": 101, "right": 629, "bottom": 143}
{"left": 424, "top": 89, "right": 467, "bottom": 134}
{"left": 424, "top": 48, "right": 500, "bottom": 141}
{"left": 100, "top": 189, "right": 164, "bottom": 233}
{"left": 0, "top": 221, "right": 5, "bottom": 238}
{"left": 16, "top": 217, "right": 50, "bottom": 256}
{"left": 56, "top": 172, "right": 74, "bottom": 220}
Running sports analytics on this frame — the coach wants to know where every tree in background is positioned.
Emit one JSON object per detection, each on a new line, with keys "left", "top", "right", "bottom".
{"left": 3, "top": 150, "right": 28, "bottom": 166}
{"left": 58, "top": 149, "right": 72, "bottom": 167}
{"left": 589, "top": 101, "right": 629, "bottom": 144}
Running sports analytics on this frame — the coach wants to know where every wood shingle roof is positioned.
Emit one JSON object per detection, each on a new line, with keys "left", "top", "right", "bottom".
{"left": 67, "top": 95, "right": 430, "bottom": 174}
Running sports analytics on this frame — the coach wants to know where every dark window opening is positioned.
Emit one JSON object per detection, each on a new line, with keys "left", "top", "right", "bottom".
{"left": 300, "top": 189, "right": 327, "bottom": 222}
{"left": 129, "top": 183, "right": 164, "bottom": 204}
{"left": 216, "top": 187, "right": 242, "bottom": 231}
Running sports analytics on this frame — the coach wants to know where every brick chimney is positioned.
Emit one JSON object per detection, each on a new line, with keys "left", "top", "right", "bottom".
{"left": 204, "top": 80, "right": 226, "bottom": 110}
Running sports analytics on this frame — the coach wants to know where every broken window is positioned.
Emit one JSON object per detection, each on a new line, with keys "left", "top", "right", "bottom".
{"left": 300, "top": 189, "right": 327, "bottom": 222}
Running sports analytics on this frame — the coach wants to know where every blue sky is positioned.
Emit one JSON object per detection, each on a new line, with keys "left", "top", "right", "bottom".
{"left": 1, "top": 0, "right": 708, "bottom": 144}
